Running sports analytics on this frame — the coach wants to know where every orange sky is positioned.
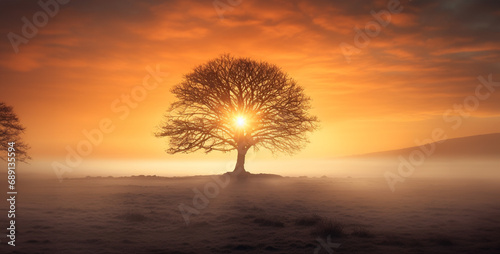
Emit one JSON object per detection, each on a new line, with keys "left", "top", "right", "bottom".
{"left": 1, "top": 0, "right": 499, "bottom": 177}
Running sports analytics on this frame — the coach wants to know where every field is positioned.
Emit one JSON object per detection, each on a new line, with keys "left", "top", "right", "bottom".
{"left": 2, "top": 172, "right": 500, "bottom": 253}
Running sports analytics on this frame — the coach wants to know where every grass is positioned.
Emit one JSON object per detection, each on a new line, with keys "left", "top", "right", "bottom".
{"left": 311, "top": 218, "right": 344, "bottom": 238}
{"left": 119, "top": 212, "right": 147, "bottom": 222}
{"left": 351, "top": 226, "right": 373, "bottom": 238}
{"left": 295, "top": 214, "right": 322, "bottom": 226}
{"left": 430, "top": 236, "right": 454, "bottom": 246}
{"left": 253, "top": 217, "right": 285, "bottom": 227}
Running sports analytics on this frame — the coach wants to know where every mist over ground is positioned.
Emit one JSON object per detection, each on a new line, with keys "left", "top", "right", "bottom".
{"left": 2, "top": 168, "right": 499, "bottom": 254}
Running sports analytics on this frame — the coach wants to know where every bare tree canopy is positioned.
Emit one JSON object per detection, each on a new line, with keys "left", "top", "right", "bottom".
{"left": 0, "top": 102, "right": 30, "bottom": 162}
{"left": 156, "top": 55, "right": 318, "bottom": 174}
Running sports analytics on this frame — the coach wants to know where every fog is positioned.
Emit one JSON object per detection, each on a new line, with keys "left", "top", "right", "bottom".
{"left": 11, "top": 156, "right": 500, "bottom": 182}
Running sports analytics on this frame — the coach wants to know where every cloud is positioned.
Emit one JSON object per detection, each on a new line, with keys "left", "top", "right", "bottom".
{"left": 0, "top": 0, "right": 499, "bottom": 159}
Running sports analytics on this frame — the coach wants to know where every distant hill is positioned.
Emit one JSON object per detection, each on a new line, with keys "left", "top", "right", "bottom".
{"left": 348, "top": 133, "right": 500, "bottom": 159}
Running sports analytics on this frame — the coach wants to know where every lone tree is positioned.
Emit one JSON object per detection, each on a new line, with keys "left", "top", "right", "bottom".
{"left": 0, "top": 102, "right": 30, "bottom": 162}
{"left": 156, "top": 55, "right": 318, "bottom": 175}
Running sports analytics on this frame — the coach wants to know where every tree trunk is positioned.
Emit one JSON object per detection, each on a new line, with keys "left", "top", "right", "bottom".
{"left": 233, "top": 147, "right": 247, "bottom": 175}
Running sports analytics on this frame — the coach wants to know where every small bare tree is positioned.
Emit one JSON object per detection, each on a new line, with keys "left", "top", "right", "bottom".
{"left": 156, "top": 55, "right": 318, "bottom": 175}
{"left": 0, "top": 102, "right": 30, "bottom": 162}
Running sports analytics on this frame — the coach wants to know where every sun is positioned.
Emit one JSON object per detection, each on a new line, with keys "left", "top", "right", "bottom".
{"left": 235, "top": 116, "right": 246, "bottom": 128}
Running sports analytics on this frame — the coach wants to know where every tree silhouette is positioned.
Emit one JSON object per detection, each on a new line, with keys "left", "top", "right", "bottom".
{"left": 0, "top": 102, "right": 30, "bottom": 162}
{"left": 156, "top": 55, "right": 318, "bottom": 175}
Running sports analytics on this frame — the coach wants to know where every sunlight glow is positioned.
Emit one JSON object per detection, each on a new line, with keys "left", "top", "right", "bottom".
{"left": 235, "top": 116, "right": 246, "bottom": 128}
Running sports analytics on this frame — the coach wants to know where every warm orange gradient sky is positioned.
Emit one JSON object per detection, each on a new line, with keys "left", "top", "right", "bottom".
{"left": 1, "top": 0, "right": 499, "bottom": 177}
